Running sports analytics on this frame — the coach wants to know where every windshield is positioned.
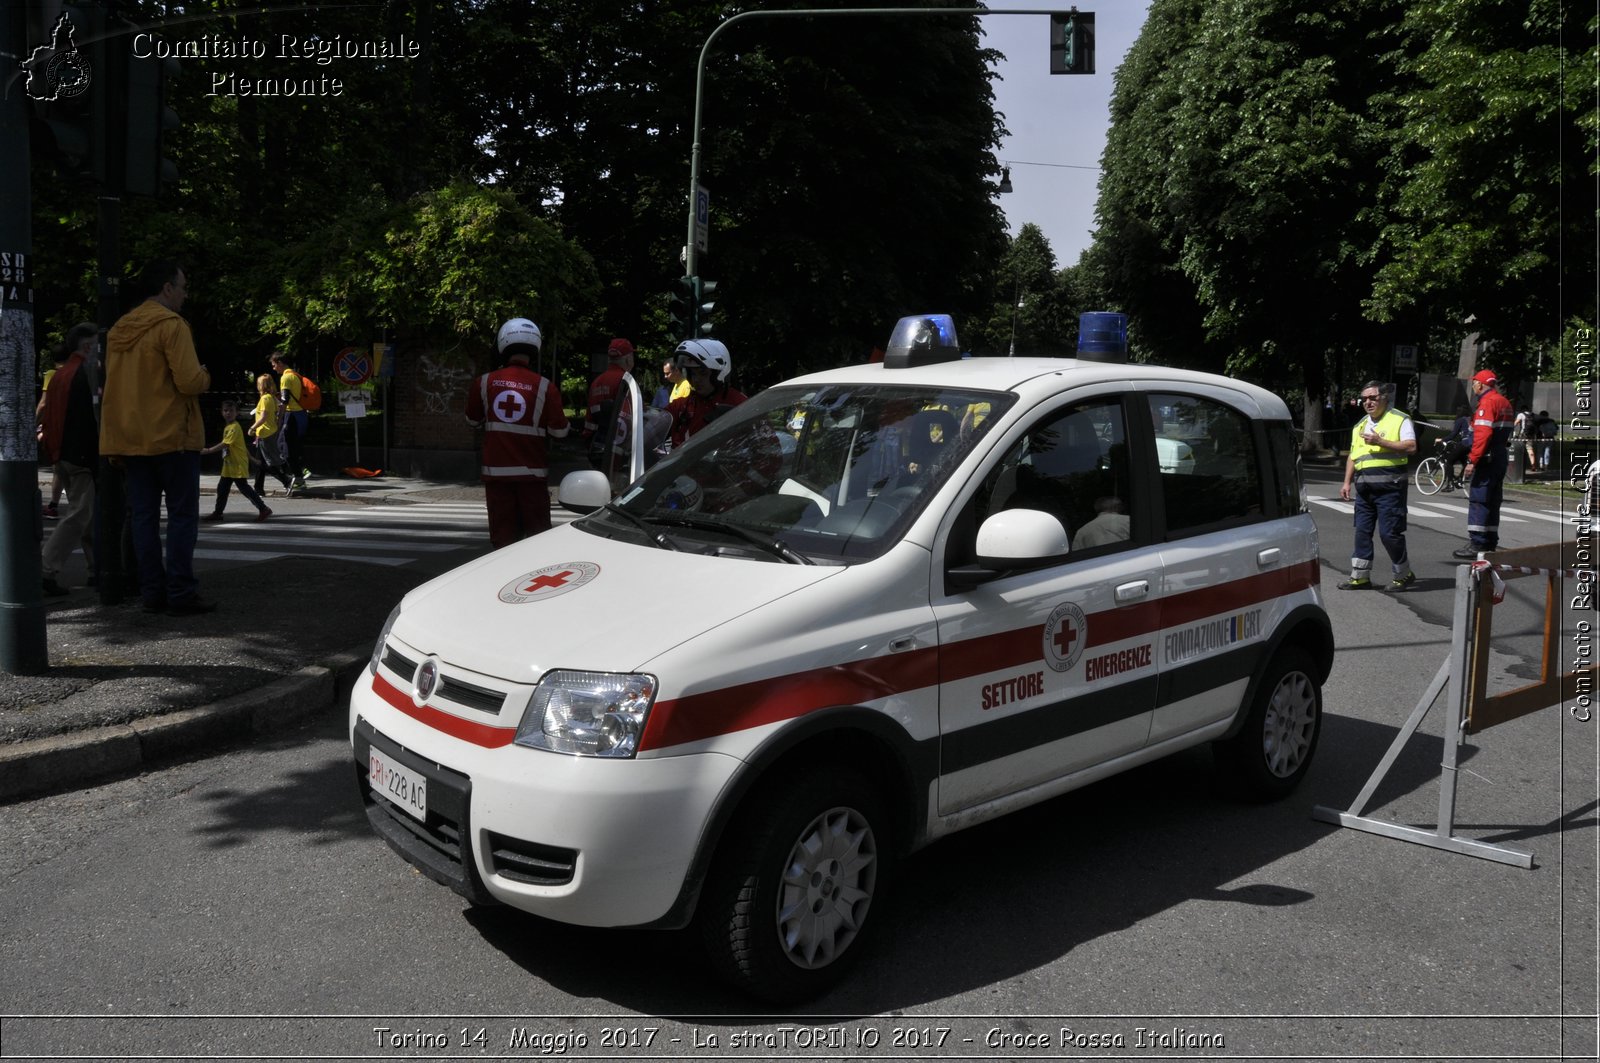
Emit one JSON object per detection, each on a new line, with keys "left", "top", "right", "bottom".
{"left": 586, "top": 382, "right": 1013, "bottom": 563}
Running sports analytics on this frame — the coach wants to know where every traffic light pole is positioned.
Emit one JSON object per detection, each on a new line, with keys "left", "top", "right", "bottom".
{"left": 0, "top": 1, "right": 49, "bottom": 674}
{"left": 684, "top": 6, "right": 1069, "bottom": 280}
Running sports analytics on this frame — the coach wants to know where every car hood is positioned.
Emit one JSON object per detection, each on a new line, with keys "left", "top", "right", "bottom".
{"left": 387, "top": 522, "right": 843, "bottom": 682}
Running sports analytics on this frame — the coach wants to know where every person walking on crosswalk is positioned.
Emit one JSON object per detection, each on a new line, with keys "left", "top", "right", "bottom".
{"left": 202, "top": 401, "right": 271, "bottom": 523}
{"left": 465, "top": 318, "right": 571, "bottom": 547}
{"left": 1338, "top": 380, "right": 1417, "bottom": 590}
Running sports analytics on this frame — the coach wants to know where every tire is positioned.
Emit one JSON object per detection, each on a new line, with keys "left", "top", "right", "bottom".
{"left": 1215, "top": 646, "right": 1322, "bottom": 800}
{"left": 698, "top": 767, "right": 891, "bottom": 1004}
{"left": 1415, "top": 457, "right": 1446, "bottom": 495}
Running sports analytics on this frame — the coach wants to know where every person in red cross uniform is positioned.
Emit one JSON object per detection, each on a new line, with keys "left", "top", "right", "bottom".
{"left": 583, "top": 338, "right": 635, "bottom": 464}
{"left": 465, "top": 318, "right": 570, "bottom": 547}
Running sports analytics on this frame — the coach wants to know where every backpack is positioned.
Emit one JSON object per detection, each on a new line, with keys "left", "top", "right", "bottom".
{"left": 298, "top": 374, "right": 322, "bottom": 412}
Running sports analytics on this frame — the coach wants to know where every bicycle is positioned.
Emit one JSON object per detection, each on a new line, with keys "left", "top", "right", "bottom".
{"left": 1415, "top": 438, "right": 1465, "bottom": 495}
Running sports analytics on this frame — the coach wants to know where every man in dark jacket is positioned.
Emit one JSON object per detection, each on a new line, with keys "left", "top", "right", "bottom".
{"left": 39, "top": 323, "right": 99, "bottom": 595}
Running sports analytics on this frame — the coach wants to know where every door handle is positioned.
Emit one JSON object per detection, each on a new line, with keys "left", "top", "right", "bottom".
{"left": 1257, "top": 548, "right": 1281, "bottom": 567}
{"left": 1115, "top": 580, "right": 1149, "bottom": 603}
{"left": 889, "top": 636, "right": 918, "bottom": 653}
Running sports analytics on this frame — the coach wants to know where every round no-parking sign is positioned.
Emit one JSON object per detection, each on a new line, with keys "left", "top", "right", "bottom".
{"left": 334, "top": 346, "right": 372, "bottom": 386}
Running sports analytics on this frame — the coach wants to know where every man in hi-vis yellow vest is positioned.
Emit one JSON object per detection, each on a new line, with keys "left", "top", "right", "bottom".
{"left": 1338, "top": 380, "right": 1417, "bottom": 591}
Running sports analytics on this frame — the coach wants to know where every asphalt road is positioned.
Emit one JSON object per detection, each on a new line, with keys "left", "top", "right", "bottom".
{"left": 1, "top": 481, "right": 1594, "bottom": 1061}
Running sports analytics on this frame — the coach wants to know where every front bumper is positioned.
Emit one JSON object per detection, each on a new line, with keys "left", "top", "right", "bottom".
{"left": 351, "top": 683, "right": 743, "bottom": 928}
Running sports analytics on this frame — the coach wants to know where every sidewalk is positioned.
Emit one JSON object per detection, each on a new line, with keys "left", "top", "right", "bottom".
{"left": 1, "top": 467, "right": 501, "bottom": 803}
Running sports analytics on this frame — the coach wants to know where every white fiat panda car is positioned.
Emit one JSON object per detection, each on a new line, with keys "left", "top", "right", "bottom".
{"left": 351, "top": 315, "right": 1332, "bottom": 1003}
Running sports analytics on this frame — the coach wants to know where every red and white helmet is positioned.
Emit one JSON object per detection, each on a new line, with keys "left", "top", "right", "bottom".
{"left": 497, "top": 318, "right": 543, "bottom": 358}
{"left": 674, "top": 339, "right": 731, "bottom": 384}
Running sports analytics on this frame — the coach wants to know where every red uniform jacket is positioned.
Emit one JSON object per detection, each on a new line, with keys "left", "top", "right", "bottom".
{"left": 1468, "top": 388, "right": 1514, "bottom": 465}
{"left": 667, "top": 387, "right": 749, "bottom": 447}
{"left": 465, "top": 364, "right": 569, "bottom": 480}
{"left": 585, "top": 364, "right": 627, "bottom": 437}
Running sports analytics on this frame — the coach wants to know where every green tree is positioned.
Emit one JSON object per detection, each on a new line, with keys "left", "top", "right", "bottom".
{"left": 1365, "top": 0, "right": 1597, "bottom": 343}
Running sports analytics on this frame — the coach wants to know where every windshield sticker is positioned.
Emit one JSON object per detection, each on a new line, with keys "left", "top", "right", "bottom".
{"left": 499, "top": 562, "right": 601, "bottom": 604}
{"left": 1164, "top": 609, "right": 1262, "bottom": 665}
{"left": 1042, "top": 602, "right": 1088, "bottom": 673}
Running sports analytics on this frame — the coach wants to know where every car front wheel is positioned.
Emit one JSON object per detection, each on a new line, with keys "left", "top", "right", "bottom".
{"left": 698, "top": 766, "right": 891, "bottom": 1003}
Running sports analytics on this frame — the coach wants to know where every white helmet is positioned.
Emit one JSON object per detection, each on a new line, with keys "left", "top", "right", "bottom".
{"left": 497, "top": 317, "right": 542, "bottom": 358}
{"left": 674, "top": 339, "right": 731, "bottom": 384}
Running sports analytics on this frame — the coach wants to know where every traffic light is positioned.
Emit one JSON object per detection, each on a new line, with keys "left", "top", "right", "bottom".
{"left": 1049, "top": 10, "right": 1095, "bottom": 75}
{"left": 696, "top": 278, "right": 717, "bottom": 337}
{"left": 670, "top": 275, "right": 699, "bottom": 341}
{"left": 124, "top": 44, "right": 179, "bottom": 196}
{"left": 28, "top": 5, "right": 104, "bottom": 179}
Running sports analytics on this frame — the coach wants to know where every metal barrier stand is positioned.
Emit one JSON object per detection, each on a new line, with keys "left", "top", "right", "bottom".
{"left": 1311, "top": 562, "right": 1534, "bottom": 868}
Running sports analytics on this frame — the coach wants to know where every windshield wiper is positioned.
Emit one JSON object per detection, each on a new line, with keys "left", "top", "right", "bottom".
{"left": 603, "top": 503, "right": 679, "bottom": 551}
{"left": 651, "top": 514, "right": 813, "bottom": 565}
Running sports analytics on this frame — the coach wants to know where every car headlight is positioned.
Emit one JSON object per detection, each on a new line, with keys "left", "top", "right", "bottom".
{"left": 369, "top": 603, "right": 402, "bottom": 675}
{"left": 514, "top": 670, "right": 657, "bottom": 758}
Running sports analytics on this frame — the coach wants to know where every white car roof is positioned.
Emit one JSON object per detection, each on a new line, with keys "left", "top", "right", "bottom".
{"left": 778, "top": 356, "right": 1293, "bottom": 421}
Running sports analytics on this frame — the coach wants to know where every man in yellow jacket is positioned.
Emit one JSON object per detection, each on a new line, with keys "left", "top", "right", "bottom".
{"left": 99, "top": 261, "right": 214, "bottom": 615}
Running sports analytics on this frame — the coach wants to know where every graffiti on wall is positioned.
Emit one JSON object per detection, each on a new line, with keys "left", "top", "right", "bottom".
{"left": 418, "top": 353, "right": 473, "bottom": 415}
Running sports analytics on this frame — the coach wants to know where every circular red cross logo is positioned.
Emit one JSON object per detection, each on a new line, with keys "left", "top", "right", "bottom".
{"left": 498, "top": 561, "right": 600, "bottom": 604}
{"left": 1042, "top": 601, "right": 1088, "bottom": 673}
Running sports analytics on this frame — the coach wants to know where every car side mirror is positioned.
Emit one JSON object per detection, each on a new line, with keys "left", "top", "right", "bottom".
{"left": 558, "top": 470, "right": 611, "bottom": 514}
{"left": 975, "top": 508, "right": 1070, "bottom": 569}
{"left": 947, "top": 509, "right": 1070, "bottom": 590}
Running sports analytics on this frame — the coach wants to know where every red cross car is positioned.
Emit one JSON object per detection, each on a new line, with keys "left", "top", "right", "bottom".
{"left": 350, "top": 314, "right": 1332, "bottom": 1003}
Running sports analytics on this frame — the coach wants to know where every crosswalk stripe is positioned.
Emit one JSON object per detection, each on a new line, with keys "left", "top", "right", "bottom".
{"left": 199, "top": 534, "right": 465, "bottom": 553}
{"left": 194, "top": 547, "right": 415, "bottom": 566}
{"left": 192, "top": 502, "right": 581, "bottom": 568}
{"left": 1310, "top": 496, "right": 1542, "bottom": 525}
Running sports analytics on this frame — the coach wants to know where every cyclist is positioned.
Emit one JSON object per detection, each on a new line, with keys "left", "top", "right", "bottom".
{"left": 1445, "top": 403, "right": 1472, "bottom": 484}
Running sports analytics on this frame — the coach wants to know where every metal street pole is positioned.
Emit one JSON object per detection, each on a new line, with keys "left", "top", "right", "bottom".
{"left": 685, "top": 6, "right": 1070, "bottom": 280}
{"left": 0, "top": 0, "right": 49, "bottom": 674}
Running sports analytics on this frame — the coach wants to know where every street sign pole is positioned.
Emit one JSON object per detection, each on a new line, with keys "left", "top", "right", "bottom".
{"left": 0, "top": 0, "right": 47, "bottom": 673}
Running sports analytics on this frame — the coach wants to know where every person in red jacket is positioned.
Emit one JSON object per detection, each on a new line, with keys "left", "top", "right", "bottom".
{"left": 583, "top": 338, "right": 635, "bottom": 456}
{"left": 667, "top": 339, "right": 748, "bottom": 447}
{"left": 1453, "top": 369, "right": 1515, "bottom": 560}
{"left": 465, "top": 318, "right": 570, "bottom": 547}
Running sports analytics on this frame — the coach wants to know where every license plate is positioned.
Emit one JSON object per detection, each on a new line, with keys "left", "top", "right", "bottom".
{"left": 369, "top": 748, "right": 427, "bottom": 821}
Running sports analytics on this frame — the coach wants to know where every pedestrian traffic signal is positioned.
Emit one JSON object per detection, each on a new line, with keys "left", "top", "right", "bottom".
{"left": 1049, "top": 10, "right": 1095, "bottom": 75}
{"left": 670, "top": 275, "right": 699, "bottom": 341}
{"left": 696, "top": 278, "right": 718, "bottom": 337}
{"left": 28, "top": 5, "right": 105, "bottom": 179}
{"left": 124, "top": 44, "right": 179, "bottom": 196}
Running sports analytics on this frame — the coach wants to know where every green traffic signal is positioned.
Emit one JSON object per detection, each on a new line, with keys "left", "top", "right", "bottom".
{"left": 1049, "top": 11, "right": 1095, "bottom": 75}
{"left": 125, "top": 49, "right": 180, "bottom": 197}
{"left": 696, "top": 278, "right": 717, "bottom": 336}
{"left": 670, "top": 275, "right": 699, "bottom": 341}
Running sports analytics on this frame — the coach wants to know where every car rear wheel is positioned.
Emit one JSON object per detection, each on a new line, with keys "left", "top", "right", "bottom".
{"left": 699, "top": 766, "right": 891, "bottom": 1004}
{"left": 1216, "top": 646, "right": 1322, "bottom": 799}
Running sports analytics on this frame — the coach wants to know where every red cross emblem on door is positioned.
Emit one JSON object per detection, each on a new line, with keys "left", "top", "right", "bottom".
{"left": 1042, "top": 601, "right": 1088, "bottom": 672}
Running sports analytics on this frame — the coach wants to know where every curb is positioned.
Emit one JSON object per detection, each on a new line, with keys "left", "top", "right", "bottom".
{"left": 0, "top": 646, "right": 371, "bottom": 803}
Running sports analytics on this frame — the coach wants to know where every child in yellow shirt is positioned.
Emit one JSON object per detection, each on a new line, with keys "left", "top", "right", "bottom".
{"left": 202, "top": 401, "right": 271, "bottom": 522}
{"left": 248, "top": 372, "right": 293, "bottom": 495}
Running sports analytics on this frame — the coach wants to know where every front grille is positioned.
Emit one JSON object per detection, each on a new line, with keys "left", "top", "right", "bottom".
{"left": 354, "top": 717, "right": 494, "bottom": 905}
{"left": 381, "top": 644, "right": 509, "bottom": 715}
{"left": 383, "top": 645, "right": 417, "bottom": 678}
{"left": 488, "top": 832, "right": 578, "bottom": 886}
{"left": 438, "top": 676, "right": 506, "bottom": 715}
